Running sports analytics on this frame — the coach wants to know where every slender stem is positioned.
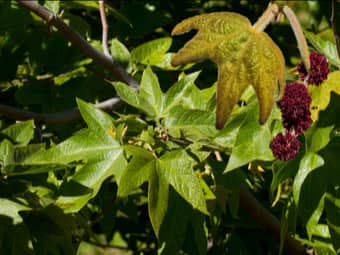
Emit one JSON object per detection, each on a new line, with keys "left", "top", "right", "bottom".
{"left": 283, "top": 5, "right": 310, "bottom": 71}
{"left": 16, "top": 0, "right": 139, "bottom": 89}
{"left": 253, "top": 2, "right": 279, "bottom": 32}
{"left": 99, "top": 0, "right": 111, "bottom": 58}
{"left": 331, "top": 0, "right": 340, "bottom": 70}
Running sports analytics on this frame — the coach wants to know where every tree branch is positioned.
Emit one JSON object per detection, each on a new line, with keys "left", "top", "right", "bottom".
{"left": 239, "top": 185, "right": 308, "bottom": 255}
{"left": 16, "top": 0, "right": 139, "bottom": 90}
{"left": 0, "top": 97, "right": 122, "bottom": 125}
{"left": 99, "top": 0, "right": 111, "bottom": 58}
{"left": 0, "top": 0, "right": 141, "bottom": 124}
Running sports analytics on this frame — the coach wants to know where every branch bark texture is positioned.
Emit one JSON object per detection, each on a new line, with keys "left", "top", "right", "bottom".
{"left": 0, "top": 97, "right": 122, "bottom": 124}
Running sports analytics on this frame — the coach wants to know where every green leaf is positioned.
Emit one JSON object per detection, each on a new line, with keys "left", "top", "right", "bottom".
{"left": 172, "top": 12, "right": 285, "bottom": 128}
{"left": 25, "top": 129, "right": 117, "bottom": 164}
{"left": 148, "top": 167, "right": 169, "bottom": 237}
{"left": 0, "top": 139, "right": 14, "bottom": 168}
{"left": 44, "top": 0, "right": 60, "bottom": 14}
{"left": 309, "top": 71, "right": 340, "bottom": 122}
{"left": 119, "top": 148, "right": 207, "bottom": 235}
{"left": 149, "top": 53, "right": 194, "bottom": 70}
{"left": 305, "top": 125, "right": 334, "bottom": 153}
{"left": 0, "top": 198, "right": 30, "bottom": 224}
{"left": 304, "top": 30, "right": 340, "bottom": 68}
{"left": 224, "top": 103, "right": 274, "bottom": 173}
{"left": 189, "top": 211, "right": 207, "bottom": 255}
{"left": 158, "top": 191, "right": 190, "bottom": 255}
{"left": 22, "top": 102, "right": 126, "bottom": 212}
{"left": 21, "top": 206, "right": 76, "bottom": 255}
{"left": 110, "top": 38, "right": 130, "bottom": 68}
{"left": 62, "top": 0, "right": 131, "bottom": 27}
{"left": 77, "top": 98, "right": 115, "bottom": 138}
{"left": 131, "top": 37, "right": 172, "bottom": 64}
{"left": 117, "top": 146, "right": 154, "bottom": 197}
{"left": 306, "top": 194, "right": 325, "bottom": 240}
{"left": 139, "top": 66, "right": 164, "bottom": 117}
{"left": 270, "top": 159, "right": 300, "bottom": 201}
{"left": 56, "top": 149, "right": 126, "bottom": 212}
{"left": 163, "top": 71, "right": 200, "bottom": 115}
{"left": 164, "top": 105, "right": 216, "bottom": 139}
{"left": 325, "top": 195, "right": 340, "bottom": 253}
{"left": 112, "top": 81, "right": 140, "bottom": 108}
{"left": 159, "top": 150, "right": 209, "bottom": 215}
{"left": 213, "top": 108, "right": 248, "bottom": 149}
{"left": 293, "top": 152, "right": 324, "bottom": 208}
{"left": 1, "top": 120, "right": 35, "bottom": 145}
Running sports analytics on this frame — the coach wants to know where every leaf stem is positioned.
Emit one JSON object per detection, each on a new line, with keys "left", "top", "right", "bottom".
{"left": 253, "top": 2, "right": 279, "bottom": 32}
{"left": 283, "top": 5, "right": 310, "bottom": 72}
{"left": 99, "top": 0, "right": 111, "bottom": 58}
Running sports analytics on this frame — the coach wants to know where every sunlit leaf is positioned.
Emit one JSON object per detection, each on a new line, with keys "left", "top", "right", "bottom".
{"left": 305, "top": 125, "right": 334, "bottom": 153}
{"left": 139, "top": 66, "right": 164, "bottom": 117}
{"left": 159, "top": 150, "right": 209, "bottom": 215}
{"left": 171, "top": 12, "right": 285, "bottom": 128}
{"left": 117, "top": 146, "right": 154, "bottom": 197}
{"left": 309, "top": 71, "right": 340, "bottom": 122}
{"left": 304, "top": 31, "right": 340, "bottom": 68}
{"left": 110, "top": 38, "right": 130, "bottom": 68}
{"left": 224, "top": 102, "right": 274, "bottom": 173}
{"left": 1, "top": 120, "right": 34, "bottom": 145}
{"left": 293, "top": 152, "right": 324, "bottom": 207}
{"left": 131, "top": 37, "right": 172, "bottom": 64}
{"left": 149, "top": 167, "right": 169, "bottom": 237}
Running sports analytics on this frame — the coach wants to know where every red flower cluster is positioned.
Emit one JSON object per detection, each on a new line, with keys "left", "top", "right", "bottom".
{"left": 270, "top": 52, "right": 328, "bottom": 161}
{"left": 297, "top": 52, "right": 329, "bottom": 85}
{"left": 270, "top": 132, "right": 300, "bottom": 161}
{"left": 277, "top": 82, "right": 312, "bottom": 135}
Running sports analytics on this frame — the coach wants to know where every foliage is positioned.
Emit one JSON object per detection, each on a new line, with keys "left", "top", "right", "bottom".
{"left": 1, "top": 1, "right": 340, "bottom": 255}
{"left": 171, "top": 12, "right": 285, "bottom": 129}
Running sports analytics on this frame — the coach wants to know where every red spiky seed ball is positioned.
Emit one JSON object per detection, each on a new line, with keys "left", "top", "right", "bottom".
{"left": 277, "top": 82, "right": 312, "bottom": 135}
{"left": 270, "top": 132, "right": 300, "bottom": 161}
{"left": 297, "top": 52, "right": 329, "bottom": 85}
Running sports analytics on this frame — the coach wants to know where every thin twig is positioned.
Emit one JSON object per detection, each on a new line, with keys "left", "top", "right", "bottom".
{"left": 16, "top": 0, "right": 139, "bottom": 89}
{"left": 98, "top": 0, "right": 111, "bottom": 58}
{"left": 331, "top": 0, "right": 340, "bottom": 70}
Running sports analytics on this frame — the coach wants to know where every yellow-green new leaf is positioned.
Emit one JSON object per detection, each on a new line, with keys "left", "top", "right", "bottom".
{"left": 171, "top": 12, "right": 285, "bottom": 129}
{"left": 309, "top": 71, "right": 340, "bottom": 122}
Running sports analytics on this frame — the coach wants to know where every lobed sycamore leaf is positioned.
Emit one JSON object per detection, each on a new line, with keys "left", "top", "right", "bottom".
{"left": 171, "top": 12, "right": 285, "bottom": 129}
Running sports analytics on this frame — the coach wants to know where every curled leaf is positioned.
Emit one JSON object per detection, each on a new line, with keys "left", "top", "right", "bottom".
{"left": 171, "top": 12, "right": 285, "bottom": 129}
